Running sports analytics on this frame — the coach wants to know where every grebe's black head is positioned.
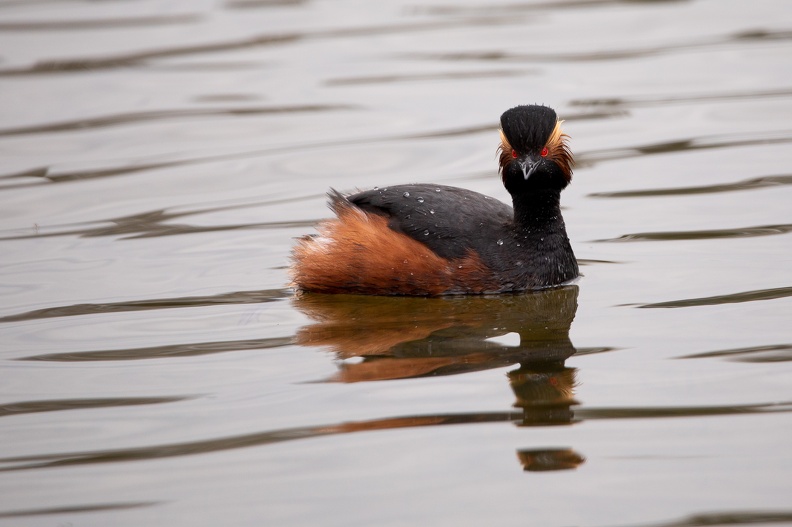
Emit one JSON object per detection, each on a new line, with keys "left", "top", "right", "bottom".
{"left": 497, "top": 105, "right": 573, "bottom": 196}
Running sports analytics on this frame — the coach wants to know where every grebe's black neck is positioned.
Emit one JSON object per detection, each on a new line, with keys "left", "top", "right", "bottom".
{"left": 511, "top": 189, "right": 565, "bottom": 234}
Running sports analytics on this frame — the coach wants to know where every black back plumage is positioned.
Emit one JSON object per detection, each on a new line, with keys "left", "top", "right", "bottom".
{"left": 348, "top": 184, "right": 512, "bottom": 261}
{"left": 345, "top": 182, "right": 577, "bottom": 289}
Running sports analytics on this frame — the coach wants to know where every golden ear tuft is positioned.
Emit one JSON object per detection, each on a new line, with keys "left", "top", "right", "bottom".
{"left": 545, "top": 120, "right": 574, "bottom": 181}
{"left": 497, "top": 129, "right": 513, "bottom": 174}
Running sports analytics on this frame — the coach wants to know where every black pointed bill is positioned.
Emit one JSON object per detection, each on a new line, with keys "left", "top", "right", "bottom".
{"left": 518, "top": 155, "right": 540, "bottom": 180}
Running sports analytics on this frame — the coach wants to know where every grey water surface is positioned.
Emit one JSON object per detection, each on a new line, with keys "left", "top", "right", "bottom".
{"left": 1, "top": 1, "right": 791, "bottom": 526}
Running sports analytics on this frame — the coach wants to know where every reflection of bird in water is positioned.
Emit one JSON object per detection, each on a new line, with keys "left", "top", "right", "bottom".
{"left": 291, "top": 104, "right": 577, "bottom": 295}
{"left": 293, "top": 285, "right": 585, "bottom": 471}
{"left": 510, "top": 362, "right": 578, "bottom": 426}
{"left": 517, "top": 448, "right": 585, "bottom": 472}
{"left": 294, "top": 285, "right": 579, "bottom": 382}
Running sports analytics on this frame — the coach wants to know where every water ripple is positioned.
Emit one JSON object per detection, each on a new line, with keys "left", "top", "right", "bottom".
{"left": 0, "top": 33, "right": 300, "bottom": 75}
{"left": 0, "top": 18, "right": 515, "bottom": 76}
{"left": 18, "top": 336, "right": 294, "bottom": 362}
{"left": 325, "top": 69, "right": 531, "bottom": 86}
{"left": 10, "top": 16, "right": 781, "bottom": 78}
{"left": 0, "top": 110, "right": 621, "bottom": 191}
{"left": 589, "top": 174, "right": 792, "bottom": 198}
{"left": 598, "top": 224, "right": 792, "bottom": 242}
{"left": 571, "top": 86, "right": 792, "bottom": 109}
{"left": 0, "top": 289, "right": 289, "bottom": 324}
{"left": 415, "top": 0, "right": 688, "bottom": 15}
{"left": 0, "top": 396, "right": 191, "bottom": 418}
{"left": 610, "top": 509, "right": 792, "bottom": 527}
{"left": 0, "top": 198, "right": 320, "bottom": 240}
{"left": 0, "top": 104, "right": 351, "bottom": 138}
{"left": 679, "top": 344, "right": 792, "bottom": 363}
{"left": 406, "top": 29, "right": 792, "bottom": 64}
{"left": 225, "top": 0, "right": 323, "bottom": 9}
{"left": 636, "top": 286, "right": 792, "bottom": 309}
{"left": 0, "top": 401, "right": 788, "bottom": 472}
{"left": 577, "top": 131, "right": 792, "bottom": 167}
{"left": 0, "top": 502, "right": 160, "bottom": 519}
{"left": 0, "top": 14, "right": 201, "bottom": 32}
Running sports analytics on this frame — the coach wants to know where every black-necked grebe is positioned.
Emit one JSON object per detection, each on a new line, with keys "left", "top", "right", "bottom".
{"left": 291, "top": 104, "right": 578, "bottom": 295}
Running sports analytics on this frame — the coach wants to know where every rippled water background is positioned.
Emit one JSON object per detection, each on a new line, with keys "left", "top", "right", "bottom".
{"left": 1, "top": 1, "right": 791, "bottom": 525}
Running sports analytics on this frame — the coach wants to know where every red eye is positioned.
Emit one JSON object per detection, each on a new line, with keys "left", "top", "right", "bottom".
{"left": 541, "top": 147, "right": 549, "bottom": 157}
{"left": 511, "top": 150, "right": 518, "bottom": 159}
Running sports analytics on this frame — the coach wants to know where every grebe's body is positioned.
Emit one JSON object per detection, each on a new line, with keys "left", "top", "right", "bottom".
{"left": 291, "top": 105, "right": 578, "bottom": 296}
